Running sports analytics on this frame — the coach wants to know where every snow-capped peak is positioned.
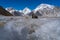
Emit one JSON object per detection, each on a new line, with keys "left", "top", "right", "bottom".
{"left": 6, "top": 7, "right": 16, "bottom": 13}
{"left": 5, "top": 7, "right": 15, "bottom": 13}
{"left": 22, "top": 7, "right": 31, "bottom": 15}
{"left": 34, "top": 4, "right": 55, "bottom": 13}
{"left": 38, "top": 4, "right": 54, "bottom": 9}
{"left": 6, "top": 7, "right": 15, "bottom": 11}
{"left": 5, "top": 7, "right": 19, "bottom": 15}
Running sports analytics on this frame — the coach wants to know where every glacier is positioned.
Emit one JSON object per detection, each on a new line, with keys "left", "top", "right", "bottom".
{"left": 0, "top": 17, "right": 60, "bottom": 40}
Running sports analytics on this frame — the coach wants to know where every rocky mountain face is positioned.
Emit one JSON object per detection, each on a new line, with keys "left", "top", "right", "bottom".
{"left": 0, "top": 6, "right": 13, "bottom": 16}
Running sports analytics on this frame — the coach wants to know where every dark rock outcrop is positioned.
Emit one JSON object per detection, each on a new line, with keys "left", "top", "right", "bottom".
{"left": 0, "top": 6, "right": 13, "bottom": 16}
{"left": 14, "top": 11, "right": 23, "bottom": 16}
{"left": 32, "top": 13, "right": 38, "bottom": 19}
{"left": 35, "top": 11, "right": 42, "bottom": 16}
{"left": 28, "top": 11, "right": 38, "bottom": 18}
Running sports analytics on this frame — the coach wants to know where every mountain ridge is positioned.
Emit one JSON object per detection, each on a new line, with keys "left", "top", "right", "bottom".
{"left": 2, "top": 3, "right": 60, "bottom": 16}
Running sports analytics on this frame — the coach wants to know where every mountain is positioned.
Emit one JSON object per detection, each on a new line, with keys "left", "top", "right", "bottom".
{"left": 33, "top": 4, "right": 55, "bottom": 16}
{"left": 22, "top": 7, "right": 31, "bottom": 15}
{"left": 34, "top": 4, "right": 54, "bottom": 12}
{"left": 0, "top": 6, "right": 13, "bottom": 16}
{"left": 27, "top": 4, "right": 55, "bottom": 16}
{"left": 27, "top": 11, "right": 34, "bottom": 16}
{"left": 5, "top": 4, "right": 60, "bottom": 17}
{"left": 6, "top": 7, "right": 15, "bottom": 15}
{"left": 6, "top": 7, "right": 23, "bottom": 16}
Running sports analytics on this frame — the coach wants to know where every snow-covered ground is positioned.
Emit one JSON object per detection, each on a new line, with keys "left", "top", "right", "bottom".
{"left": 0, "top": 17, "right": 60, "bottom": 40}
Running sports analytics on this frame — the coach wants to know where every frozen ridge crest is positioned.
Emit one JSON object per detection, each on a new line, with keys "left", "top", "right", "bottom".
{"left": 34, "top": 4, "right": 55, "bottom": 12}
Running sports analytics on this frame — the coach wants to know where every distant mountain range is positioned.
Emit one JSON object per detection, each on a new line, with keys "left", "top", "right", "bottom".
{"left": 0, "top": 4, "right": 60, "bottom": 17}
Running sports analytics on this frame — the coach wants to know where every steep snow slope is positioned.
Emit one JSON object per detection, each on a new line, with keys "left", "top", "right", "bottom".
{"left": 34, "top": 4, "right": 54, "bottom": 13}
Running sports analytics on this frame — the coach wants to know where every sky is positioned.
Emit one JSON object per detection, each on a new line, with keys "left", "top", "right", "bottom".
{"left": 0, "top": 0, "right": 60, "bottom": 10}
